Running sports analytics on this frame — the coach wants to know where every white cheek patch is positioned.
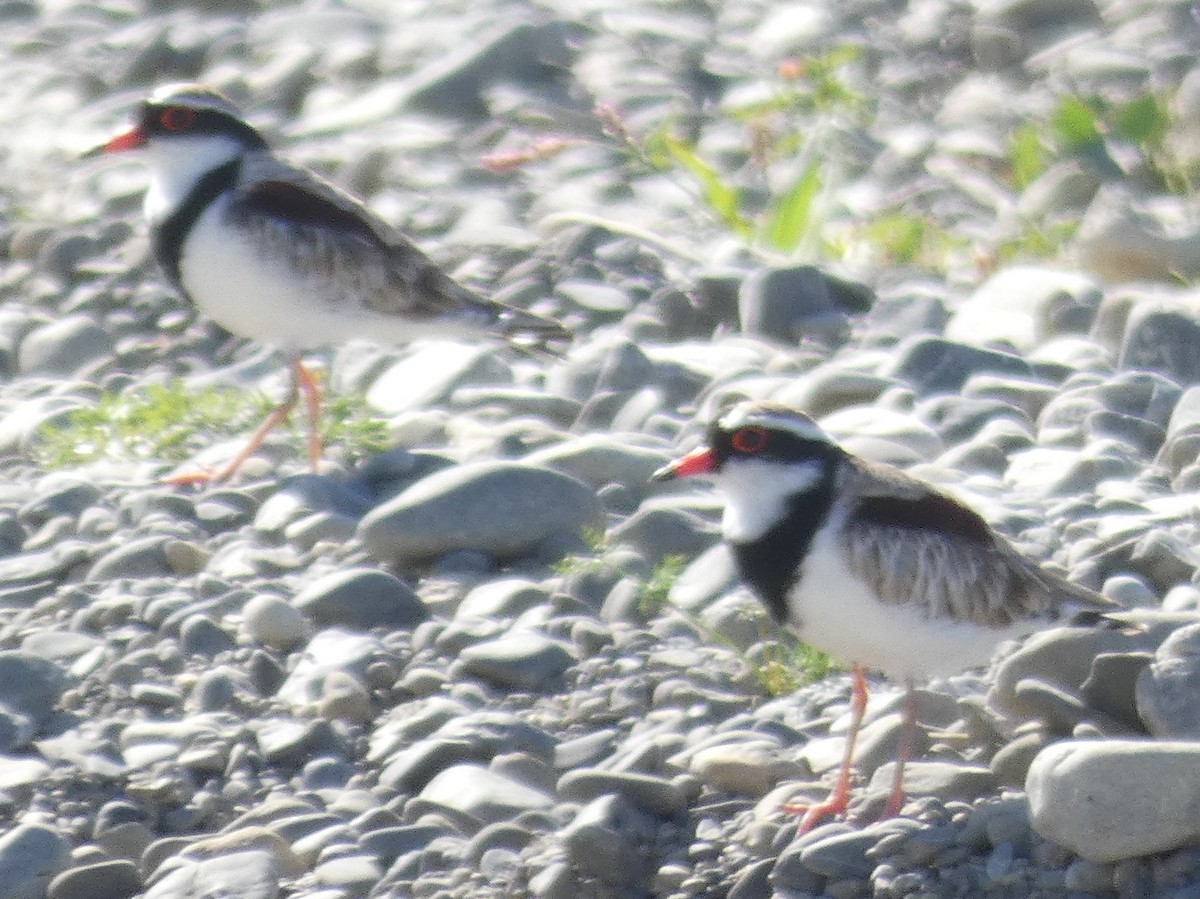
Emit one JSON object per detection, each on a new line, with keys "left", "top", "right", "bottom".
{"left": 718, "top": 458, "right": 824, "bottom": 542}
{"left": 144, "top": 136, "right": 246, "bottom": 224}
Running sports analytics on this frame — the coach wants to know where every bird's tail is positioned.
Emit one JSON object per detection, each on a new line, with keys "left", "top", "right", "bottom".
{"left": 494, "top": 305, "right": 571, "bottom": 357}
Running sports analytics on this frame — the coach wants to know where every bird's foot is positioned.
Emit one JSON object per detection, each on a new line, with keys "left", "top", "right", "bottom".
{"left": 783, "top": 791, "right": 851, "bottom": 834}
{"left": 161, "top": 467, "right": 222, "bottom": 488}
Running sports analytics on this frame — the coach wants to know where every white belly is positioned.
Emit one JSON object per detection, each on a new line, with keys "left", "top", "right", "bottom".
{"left": 787, "top": 527, "right": 1035, "bottom": 682}
{"left": 177, "top": 200, "right": 455, "bottom": 350}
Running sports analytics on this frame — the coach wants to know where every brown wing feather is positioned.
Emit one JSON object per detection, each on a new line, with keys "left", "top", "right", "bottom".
{"left": 228, "top": 159, "right": 568, "bottom": 343}
{"left": 837, "top": 459, "right": 1117, "bottom": 628}
{"left": 228, "top": 157, "right": 486, "bottom": 321}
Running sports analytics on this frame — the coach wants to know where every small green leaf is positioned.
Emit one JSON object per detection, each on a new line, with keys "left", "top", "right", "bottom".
{"left": 865, "top": 213, "right": 926, "bottom": 264}
{"left": 1117, "top": 93, "right": 1169, "bottom": 147}
{"left": 1008, "top": 123, "right": 1048, "bottom": 189}
{"left": 762, "top": 158, "right": 822, "bottom": 253}
{"left": 1052, "top": 96, "right": 1103, "bottom": 148}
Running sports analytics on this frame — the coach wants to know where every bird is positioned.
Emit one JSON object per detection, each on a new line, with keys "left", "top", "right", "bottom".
{"left": 652, "top": 400, "right": 1120, "bottom": 832}
{"left": 84, "top": 83, "right": 568, "bottom": 483}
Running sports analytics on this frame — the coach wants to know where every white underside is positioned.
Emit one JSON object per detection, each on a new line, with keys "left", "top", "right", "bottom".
{"left": 142, "top": 138, "right": 474, "bottom": 351}
{"left": 179, "top": 198, "right": 460, "bottom": 350}
{"left": 787, "top": 524, "right": 1035, "bottom": 681}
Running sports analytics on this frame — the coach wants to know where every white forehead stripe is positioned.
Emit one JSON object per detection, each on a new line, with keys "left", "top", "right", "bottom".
{"left": 150, "top": 84, "right": 243, "bottom": 117}
{"left": 717, "top": 403, "right": 830, "bottom": 443}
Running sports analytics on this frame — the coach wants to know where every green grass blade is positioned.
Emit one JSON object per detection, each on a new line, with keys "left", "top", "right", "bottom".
{"left": 762, "top": 157, "right": 822, "bottom": 253}
{"left": 659, "top": 134, "right": 752, "bottom": 236}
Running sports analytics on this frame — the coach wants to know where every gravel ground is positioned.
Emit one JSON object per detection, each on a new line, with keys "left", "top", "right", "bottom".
{"left": 2, "top": 0, "right": 1200, "bottom": 898}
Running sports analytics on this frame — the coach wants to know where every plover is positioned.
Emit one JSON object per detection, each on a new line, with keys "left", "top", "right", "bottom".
{"left": 85, "top": 83, "right": 568, "bottom": 482}
{"left": 653, "top": 400, "right": 1119, "bottom": 831}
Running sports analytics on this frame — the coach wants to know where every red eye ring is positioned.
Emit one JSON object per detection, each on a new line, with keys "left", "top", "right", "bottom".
{"left": 731, "top": 426, "right": 768, "bottom": 453}
{"left": 159, "top": 107, "right": 197, "bottom": 132}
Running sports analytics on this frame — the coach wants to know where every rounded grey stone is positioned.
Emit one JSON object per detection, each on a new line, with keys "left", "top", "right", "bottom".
{"left": 87, "top": 536, "right": 173, "bottom": 582}
{"left": 17, "top": 315, "right": 114, "bottom": 376}
{"left": 523, "top": 436, "right": 671, "bottom": 492}
{"left": 1027, "top": 739, "right": 1200, "bottom": 863}
{"left": 365, "top": 343, "right": 513, "bottom": 415}
{"left": 0, "top": 823, "right": 70, "bottom": 899}
{"left": 1136, "top": 622, "right": 1200, "bottom": 738}
{"left": 946, "top": 266, "right": 1101, "bottom": 351}
{"left": 1080, "top": 651, "right": 1152, "bottom": 730}
{"left": 607, "top": 504, "right": 718, "bottom": 564}
{"left": 990, "top": 730, "right": 1053, "bottom": 787}
{"left": 556, "top": 279, "right": 634, "bottom": 314}
{"left": 738, "top": 265, "right": 869, "bottom": 344}
{"left": 243, "top": 594, "right": 309, "bottom": 650}
{"left": 1119, "top": 305, "right": 1200, "bottom": 385}
{"left": 379, "top": 737, "right": 487, "bottom": 793}
{"left": 456, "top": 578, "right": 549, "bottom": 620}
{"left": 561, "top": 794, "right": 655, "bottom": 886}
{"left": 0, "top": 650, "right": 67, "bottom": 735}
{"left": 180, "top": 614, "right": 236, "bottom": 657}
{"left": 418, "top": 763, "right": 554, "bottom": 822}
{"left": 47, "top": 859, "right": 141, "bottom": 899}
{"left": 454, "top": 632, "right": 575, "bottom": 691}
{"left": 726, "top": 857, "right": 772, "bottom": 899}
{"left": 141, "top": 848, "right": 282, "bottom": 899}
{"left": 797, "top": 827, "right": 877, "bottom": 879}
{"left": 359, "top": 462, "right": 603, "bottom": 566}
{"left": 888, "top": 335, "right": 1032, "bottom": 393}
{"left": 864, "top": 760, "right": 996, "bottom": 807}
{"left": 557, "top": 767, "right": 686, "bottom": 818}
{"left": 293, "top": 568, "right": 427, "bottom": 630}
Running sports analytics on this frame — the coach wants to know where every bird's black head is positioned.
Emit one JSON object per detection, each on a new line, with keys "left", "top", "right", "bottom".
{"left": 653, "top": 400, "right": 842, "bottom": 482}
{"left": 85, "top": 83, "right": 268, "bottom": 156}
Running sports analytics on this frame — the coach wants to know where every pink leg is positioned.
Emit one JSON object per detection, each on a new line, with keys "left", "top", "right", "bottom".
{"left": 880, "top": 681, "right": 916, "bottom": 819}
{"left": 208, "top": 374, "right": 299, "bottom": 483}
{"left": 165, "top": 356, "right": 319, "bottom": 486}
{"left": 292, "top": 358, "right": 323, "bottom": 473}
{"left": 786, "top": 662, "right": 869, "bottom": 833}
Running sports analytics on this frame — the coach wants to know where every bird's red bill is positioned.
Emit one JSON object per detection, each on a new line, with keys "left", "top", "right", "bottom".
{"left": 85, "top": 126, "right": 147, "bottom": 156}
{"left": 657, "top": 446, "right": 717, "bottom": 479}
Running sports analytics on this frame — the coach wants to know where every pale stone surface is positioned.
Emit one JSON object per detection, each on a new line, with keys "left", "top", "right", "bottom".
{"left": 1027, "top": 739, "right": 1200, "bottom": 863}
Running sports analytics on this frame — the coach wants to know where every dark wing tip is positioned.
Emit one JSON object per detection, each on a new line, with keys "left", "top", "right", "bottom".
{"left": 496, "top": 307, "right": 571, "bottom": 344}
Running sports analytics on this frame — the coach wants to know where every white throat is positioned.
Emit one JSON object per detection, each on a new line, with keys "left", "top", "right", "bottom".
{"left": 143, "top": 135, "right": 247, "bottom": 225}
{"left": 717, "top": 458, "right": 825, "bottom": 542}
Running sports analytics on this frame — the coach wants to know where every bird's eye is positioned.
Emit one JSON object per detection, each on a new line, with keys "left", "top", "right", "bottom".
{"left": 159, "top": 107, "right": 197, "bottom": 132}
{"left": 731, "top": 427, "right": 768, "bottom": 453}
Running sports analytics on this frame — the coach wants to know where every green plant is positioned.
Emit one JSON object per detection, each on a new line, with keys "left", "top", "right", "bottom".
{"left": 486, "top": 47, "right": 869, "bottom": 258}
{"left": 837, "top": 211, "right": 970, "bottom": 273}
{"left": 1006, "top": 123, "right": 1051, "bottom": 190}
{"left": 755, "top": 637, "right": 837, "bottom": 697}
{"left": 993, "top": 219, "right": 1079, "bottom": 266}
{"left": 636, "top": 554, "right": 686, "bottom": 618}
{"left": 550, "top": 527, "right": 612, "bottom": 578}
{"left": 999, "top": 91, "right": 1183, "bottom": 194}
{"left": 628, "top": 552, "right": 837, "bottom": 696}
{"left": 33, "top": 382, "right": 271, "bottom": 467}
{"left": 33, "top": 380, "right": 390, "bottom": 469}
{"left": 317, "top": 391, "right": 392, "bottom": 463}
